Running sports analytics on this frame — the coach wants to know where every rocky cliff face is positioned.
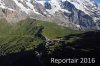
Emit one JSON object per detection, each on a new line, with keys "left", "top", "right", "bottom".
{"left": 0, "top": 0, "right": 100, "bottom": 30}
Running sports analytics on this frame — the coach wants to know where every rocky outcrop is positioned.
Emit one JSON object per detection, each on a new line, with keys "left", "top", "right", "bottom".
{"left": 0, "top": 0, "right": 99, "bottom": 30}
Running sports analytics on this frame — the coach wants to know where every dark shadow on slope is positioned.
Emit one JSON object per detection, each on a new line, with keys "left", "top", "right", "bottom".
{"left": 44, "top": 31, "right": 100, "bottom": 66}
{"left": 0, "top": 31, "right": 100, "bottom": 66}
{"left": 0, "top": 50, "right": 41, "bottom": 66}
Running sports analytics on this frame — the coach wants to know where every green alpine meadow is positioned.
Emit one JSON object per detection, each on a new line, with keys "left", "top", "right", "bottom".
{"left": 0, "top": 18, "right": 100, "bottom": 66}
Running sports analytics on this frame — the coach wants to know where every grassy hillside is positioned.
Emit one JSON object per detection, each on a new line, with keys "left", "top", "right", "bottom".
{"left": 0, "top": 19, "right": 45, "bottom": 55}
{"left": 0, "top": 30, "right": 100, "bottom": 66}
{"left": 0, "top": 19, "right": 100, "bottom": 66}
{"left": 37, "top": 21, "right": 80, "bottom": 39}
{"left": 0, "top": 18, "right": 80, "bottom": 55}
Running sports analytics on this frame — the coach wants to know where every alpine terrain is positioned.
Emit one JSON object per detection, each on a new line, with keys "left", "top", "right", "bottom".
{"left": 0, "top": 0, "right": 100, "bottom": 66}
{"left": 0, "top": 0, "right": 100, "bottom": 30}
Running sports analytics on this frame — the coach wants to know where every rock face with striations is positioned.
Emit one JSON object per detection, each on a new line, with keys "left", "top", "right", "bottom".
{"left": 0, "top": 0, "right": 100, "bottom": 30}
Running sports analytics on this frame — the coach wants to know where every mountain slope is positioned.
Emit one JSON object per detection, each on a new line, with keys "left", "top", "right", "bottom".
{"left": 0, "top": 0, "right": 100, "bottom": 30}
{"left": 0, "top": 29, "right": 100, "bottom": 66}
{"left": 0, "top": 19, "right": 81, "bottom": 56}
{"left": 37, "top": 20, "right": 80, "bottom": 39}
{"left": 0, "top": 19, "right": 45, "bottom": 56}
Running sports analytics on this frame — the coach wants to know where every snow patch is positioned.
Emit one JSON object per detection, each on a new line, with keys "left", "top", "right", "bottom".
{"left": 0, "top": 0, "right": 15, "bottom": 11}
